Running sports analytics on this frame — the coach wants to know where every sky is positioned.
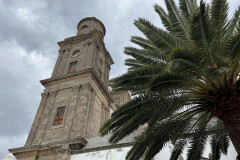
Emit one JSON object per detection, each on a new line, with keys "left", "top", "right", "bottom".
{"left": 0, "top": 0, "right": 239, "bottom": 159}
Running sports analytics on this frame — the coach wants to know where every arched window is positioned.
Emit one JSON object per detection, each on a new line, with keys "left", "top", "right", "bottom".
{"left": 81, "top": 25, "right": 88, "bottom": 33}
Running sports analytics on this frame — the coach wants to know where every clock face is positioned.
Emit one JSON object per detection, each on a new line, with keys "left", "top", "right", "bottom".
{"left": 71, "top": 50, "right": 80, "bottom": 57}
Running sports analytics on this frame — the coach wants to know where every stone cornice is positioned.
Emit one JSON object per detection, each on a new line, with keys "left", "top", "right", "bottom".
{"left": 9, "top": 136, "right": 87, "bottom": 155}
{"left": 57, "top": 30, "right": 114, "bottom": 65}
{"left": 40, "top": 69, "right": 113, "bottom": 103}
{"left": 72, "top": 142, "right": 133, "bottom": 154}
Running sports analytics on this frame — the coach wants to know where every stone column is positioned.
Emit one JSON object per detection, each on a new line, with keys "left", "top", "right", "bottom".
{"left": 57, "top": 48, "right": 70, "bottom": 76}
{"left": 100, "top": 102, "right": 106, "bottom": 126}
{"left": 106, "top": 104, "right": 111, "bottom": 120}
{"left": 86, "top": 40, "right": 96, "bottom": 68}
{"left": 106, "top": 65, "right": 111, "bottom": 86}
{"left": 93, "top": 44, "right": 100, "bottom": 71}
{"left": 51, "top": 49, "right": 65, "bottom": 78}
{"left": 25, "top": 92, "right": 49, "bottom": 145}
{"left": 85, "top": 84, "right": 96, "bottom": 135}
{"left": 67, "top": 85, "right": 81, "bottom": 137}
{"left": 38, "top": 91, "right": 57, "bottom": 143}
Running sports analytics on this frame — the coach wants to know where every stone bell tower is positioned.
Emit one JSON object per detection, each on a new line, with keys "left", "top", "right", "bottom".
{"left": 9, "top": 17, "right": 119, "bottom": 160}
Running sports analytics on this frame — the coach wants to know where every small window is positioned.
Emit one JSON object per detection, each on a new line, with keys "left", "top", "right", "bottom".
{"left": 81, "top": 25, "right": 88, "bottom": 33}
{"left": 69, "top": 61, "right": 77, "bottom": 73}
{"left": 53, "top": 107, "right": 65, "bottom": 126}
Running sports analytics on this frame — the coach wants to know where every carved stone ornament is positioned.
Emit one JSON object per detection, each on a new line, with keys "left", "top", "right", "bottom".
{"left": 41, "top": 92, "right": 48, "bottom": 97}
{"left": 69, "top": 143, "right": 85, "bottom": 150}
{"left": 71, "top": 50, "right": 81, "bottom": 57}
{"left": 14, "top": 151, "right": 37, "bottom": 159}
{"left": 56, "top": 148, "right": 71, "bottom": 154}
{"left": 38, "top": 149, "right": 58, "bottom": 157}
{"left": 58, "top": 49, "right": 65, "bottom": 54}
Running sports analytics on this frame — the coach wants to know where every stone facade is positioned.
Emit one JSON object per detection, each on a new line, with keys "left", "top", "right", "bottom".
{"left": 9, "top": 17, "right": 131, "bottom": 160}
{"left": 111, "top": 91, "right": 131, "bottom": 108}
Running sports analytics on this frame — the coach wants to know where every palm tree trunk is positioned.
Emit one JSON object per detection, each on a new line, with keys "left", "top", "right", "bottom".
{"left": 221, "top": 108, "right": 240, "bottom": 155}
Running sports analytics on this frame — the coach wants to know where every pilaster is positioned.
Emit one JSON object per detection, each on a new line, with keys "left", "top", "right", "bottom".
{"left": 40, "top": 91, "right": 57, "bottom": 143}
{"left": 67, "top": 85, "right": 81, "bottom": 137}
{"left": 56, "top": 48, "right": 70, "bottom": 77}
{"left": 85, "top": 83, "right": 96, "bottom": 135}
{"left": 86, "top": 40, "right": 96, "bottom": 68}
{"left": 52, "top": 49, "right": 65, "bottom": 78}
{"left": 26, "top": 92, "right": 48, "bottom": 145}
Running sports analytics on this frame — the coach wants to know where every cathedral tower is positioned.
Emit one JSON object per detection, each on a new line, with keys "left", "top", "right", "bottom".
{"left": 9, "top": 17, "right": 123, "bottom": 160}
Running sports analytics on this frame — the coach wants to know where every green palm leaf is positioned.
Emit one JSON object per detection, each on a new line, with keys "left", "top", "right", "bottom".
{"left": 101, "top": 0, "right": 240, "bottom": 159}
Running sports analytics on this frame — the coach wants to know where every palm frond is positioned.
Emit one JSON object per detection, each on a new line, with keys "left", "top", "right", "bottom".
{"left": 165, "top": 0, "right": 191, "bottom": 42}
{"left": 170, "top": 140, "right": 188, "bottom": 160}
{"left": 154, "top": 4, "right": 172, "bottom": 32}
{"left": 131, "top": 36, "right": 156, "bottom": 50}
{"left": 134, "top": 18, "right": 179, "bottom": 51}
{"left": 191, "top": 1, "right": 214, "bottom": 65}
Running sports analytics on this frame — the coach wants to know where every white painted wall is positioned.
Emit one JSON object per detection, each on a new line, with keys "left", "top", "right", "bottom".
{"left": 71, "top": 147, "right": 132, "bottom": 160}
{"left": 70, "top": 146, "right": 173, "bottom": 160}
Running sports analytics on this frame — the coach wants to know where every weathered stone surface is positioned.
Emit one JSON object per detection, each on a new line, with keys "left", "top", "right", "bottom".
{"left": 9, "top": 17, "right": 131, "bottom": 160}
{"left": 110, "top": 91, "right": 131, "bottom": 107}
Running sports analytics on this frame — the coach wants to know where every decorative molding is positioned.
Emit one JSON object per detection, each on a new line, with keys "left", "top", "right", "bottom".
{"left": 49, "top": 91, "right": 57, "bottom": 95}
{"left": 82, "top": 82, "right": 95, "bottom": 93}
{"left": 38, "top": 148, "right": 58, "bottom": 157}
{"left": 72, "top": 85, "right": 81, "bottom": 91}
{"left": 14, "top": 151, "right": 37, "bottom": 159}
{"left": 10, "top": 137, "right": 87, "bottom": 158}
{"left": 57, "top": 148, "right": 72, "bottom": 154}
{"left": 69, "top": 143, "right": 85, "bottom": 151}
{"left": 57, "top": 31, "right": 113, "bottom": 65}
{"left": 41, "top": 92, "right": 48, "bottom": 97}
{"left": 58, "top": 49, "right": 65, "bottom": 54}
{"left": 71, "top": 49, "right": 81, "bottom": 58}
{"left": 65, "top": 48, "right": 71, "bottom": 52}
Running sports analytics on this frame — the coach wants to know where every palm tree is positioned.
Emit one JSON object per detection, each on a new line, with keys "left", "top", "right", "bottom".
{"left": 100, "top": 0, "right": 240, "bottom": 160}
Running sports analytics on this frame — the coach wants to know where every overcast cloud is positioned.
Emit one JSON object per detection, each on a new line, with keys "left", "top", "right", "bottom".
{"left": 0, "top": 0, "right": 239, "bottom": 159}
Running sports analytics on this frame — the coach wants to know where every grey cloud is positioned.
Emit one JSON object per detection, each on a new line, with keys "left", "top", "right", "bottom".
{"left": 0, "top": 0, "right": 239, "bottom": 159}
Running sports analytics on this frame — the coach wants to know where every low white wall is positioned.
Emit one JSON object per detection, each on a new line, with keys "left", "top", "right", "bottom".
{"left": 71, "top": 146, "right": 131, "bottom": 160}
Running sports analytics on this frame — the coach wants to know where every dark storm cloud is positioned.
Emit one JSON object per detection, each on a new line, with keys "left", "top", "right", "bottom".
{"left": 0, "top": 0, "right": 239, "bottom": 159}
